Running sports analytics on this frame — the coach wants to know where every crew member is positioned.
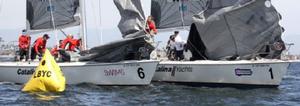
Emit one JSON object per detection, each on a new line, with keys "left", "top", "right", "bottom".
{"left": 166, "top": 35, "right": 176, "bottom": 60}
{"left": 18, "top": 30, "right": 31, "bottom": 61}
{"left": 31, "top": 34, "right": 50, "bottom": 60}
{"left": 146, "top": 16, "right": 158, "bottom": 36}
{"left": 174, "top": 31, "right": 185, "bottom": 61}
{"left": 51, "top": 40, "right": 63, "bottom": 59}
{"left": 71, "top": 38, "right": 82, "bottom": 52}
{"left": 60, "top": 35, "right": 82, "bottom": 62}
{"left": 61, "top": 34, "right": 75, "bottom": 51}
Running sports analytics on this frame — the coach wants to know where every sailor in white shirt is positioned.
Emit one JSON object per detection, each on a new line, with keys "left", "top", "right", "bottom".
{"left": 173, "top": 31, "right": 185, "bottom": 60}
{"left": 166, "top": 35, "right": 176, "bottom": 60}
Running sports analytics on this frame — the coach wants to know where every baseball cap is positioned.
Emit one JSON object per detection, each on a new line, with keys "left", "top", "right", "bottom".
{"left": 43, "top": 34, "right": 50, "bottom": 39}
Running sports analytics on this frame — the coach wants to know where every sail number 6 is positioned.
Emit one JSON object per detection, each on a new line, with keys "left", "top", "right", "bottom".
{"left": 137, "top": 68, "right": 145, "bottom": 79}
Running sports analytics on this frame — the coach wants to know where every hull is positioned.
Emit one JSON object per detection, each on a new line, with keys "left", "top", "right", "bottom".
{"left": 153, "top": 60, "right": 290, "bottom": 87}
{"left": 0, "top": 60, "right": 158, "bottom": 85}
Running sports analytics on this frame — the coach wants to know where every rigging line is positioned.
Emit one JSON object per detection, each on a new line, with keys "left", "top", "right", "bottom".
{"left": 223, "top": 15, "right": 239, "bottom": 56}
{"left": 56, "top": 1, "right": 68, "bottom": 13}
{"left": 187, "top": 40, "right": 208, "bottom": 60}
{"left": 48, "top": 0, "right": 59, "bottom": 46}
{"left": 179, "top": 0, "right": 186, "bottom": 29}
{"left": 59, "top": 29, "right": 67, "bottom": 37}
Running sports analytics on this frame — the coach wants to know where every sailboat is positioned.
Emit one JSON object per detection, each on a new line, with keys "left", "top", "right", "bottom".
{"left": 152, "top": 0, "right": 290, "bottom": 87}
{"left": 0, "top": 0, "right": 159, "bottom": 85}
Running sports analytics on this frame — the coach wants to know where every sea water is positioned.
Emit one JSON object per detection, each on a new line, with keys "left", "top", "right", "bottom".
{"left": 0, "top": 62, "right": 299, "bottom": 105}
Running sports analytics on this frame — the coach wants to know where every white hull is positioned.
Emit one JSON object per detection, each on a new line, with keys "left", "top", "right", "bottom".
{"left": 153, "top": 60, "right": 290, "bottom": 87}
{"left": 0, "top": 60, "right": 158, "bottom": 85}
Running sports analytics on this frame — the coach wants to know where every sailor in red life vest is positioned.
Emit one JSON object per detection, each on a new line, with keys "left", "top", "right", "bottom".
{"left": 70, "top": 38, "right": 82, "bottom": 52}
{"left": 18, "top": 29, "right": 31, "bottom": 61}
{"left": 146, "top": 16, "right": 158, "bottom": 36}
{"left": 61, "top": 34, "right": 74, "bottom": 51}
{"left": 59, "top": 35, "right": 82, "bottom": 62}
{"left": 50, "top": 40, "right": 63, "bottom": 59}
{"left": 30, "top": 34, "right": 50, "bottom": 60}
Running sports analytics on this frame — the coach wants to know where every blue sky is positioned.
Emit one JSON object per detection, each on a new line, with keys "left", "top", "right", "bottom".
{"left": 0, "top": 0, "right": 300, "bottom": 54}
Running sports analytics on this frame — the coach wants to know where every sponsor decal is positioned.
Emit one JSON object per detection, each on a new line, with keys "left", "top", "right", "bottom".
{"left": 156, "top": 65, "right": 193, "bottom": 76}
{"left": 17, "top": 68, "right": 35, "bottom": 75}
{"left": 47, "top": 6, "right": 55, "bottom": 12}
{"left": 252, "top": 64, "right": 270, "bottom": 67}
{"left": 235, "top": 68, "right": 253, "bottom": 76}
{"left": 104, "top": 69, "right": 125, "bottom": 76}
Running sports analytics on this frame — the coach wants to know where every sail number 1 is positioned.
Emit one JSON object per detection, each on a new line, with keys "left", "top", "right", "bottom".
{"left": 137, "top": 68, "right": 145, "bottom": 79}
{"left": 268, "top": 68, "right": 274, "bottom": 79}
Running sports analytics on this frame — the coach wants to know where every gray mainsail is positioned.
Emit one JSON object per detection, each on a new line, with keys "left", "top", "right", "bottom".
{"left": 151, "top": 0, "right": 208, "bottom": 30}
{"left": 26, "top": 0, "right": 80, "bottom": 31}
{"left": 79, "top": 36, "right": 154, "bottom": 62}
{"left": 203, "top": 0, "right": 239, "bottom": 16}
{"left": 80, "top": 0, "right": 154, "bottom": 62}
{"left": 187, "top": 0, "right": 285, "bottom": 60}
{"left": 114, "top": 0, "right": 146, "bottom": 38}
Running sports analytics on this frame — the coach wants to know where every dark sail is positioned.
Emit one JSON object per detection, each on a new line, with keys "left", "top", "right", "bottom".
{"left": 79, "top": 0, "right": 154, "bottom": 62}
{"left": 26, "top": 0, "right": 80, "bottom": 31}
{"left": 114, "top": 0, "right": 146, "bottom": 38}
{"left": 79, "top": 36, "right": 154, "bottom": 62}
{"left": 151, "top": 0, "right": 208, "bottom": 30}
{"left": 187, "top": 0, "right": 285, "bottom": 60}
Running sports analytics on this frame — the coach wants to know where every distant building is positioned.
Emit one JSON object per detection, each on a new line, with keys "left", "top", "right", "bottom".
{"left": 0, "top": 40, "right": 18, "bottom": 56}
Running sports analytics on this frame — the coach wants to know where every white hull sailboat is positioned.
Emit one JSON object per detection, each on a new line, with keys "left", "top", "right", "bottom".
{"left": 0, "top": 60, "right": 158, "bottom": 85}
{"left": 153, "top": 60, "right": 289, "bottom": 87}
{"left": 0, "top": 0, "right": 160, "bottom": 85}
{"left": 150, "top": 0, "right": 290, "bottom": 87}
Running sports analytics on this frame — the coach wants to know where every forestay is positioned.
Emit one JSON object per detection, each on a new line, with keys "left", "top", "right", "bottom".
{"left": 26, "top": 0, "right": 80, "bottom": 32}
{"left": 187, "top": 0, "right": 285, "bottom": 60}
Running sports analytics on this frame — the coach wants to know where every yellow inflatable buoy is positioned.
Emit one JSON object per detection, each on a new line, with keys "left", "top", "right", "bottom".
{"left": 22, "top": 49, "right": 66, "bottom": 92}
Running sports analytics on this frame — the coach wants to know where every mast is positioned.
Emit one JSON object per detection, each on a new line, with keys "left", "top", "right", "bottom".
{"left": 99, "top": 0, "right": 103, "bottom": 44}
{"left": 80, "top": 0, "right": 88, "bottom": 50}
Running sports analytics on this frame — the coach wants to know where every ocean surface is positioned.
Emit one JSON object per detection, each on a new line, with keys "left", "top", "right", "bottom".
{"left": 0, "top": 60, "right": 299, "bottom": 106}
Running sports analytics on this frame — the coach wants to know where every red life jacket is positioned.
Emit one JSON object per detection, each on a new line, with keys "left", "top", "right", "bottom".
{"left": 50, "top": 46, "right": 59, "bottom": 56}
{"left": 33, "top": 37, "right": 47, "bottom": 54}
{"left": 146, "top": 20, "right": 157, "bottom": 34}
{"left": 61, "top": 37, "right": 76, "bottom": 51}
{"left": 69, "top": 39, "right": 81, "bottom": 51}
{"left": 18, "top": 35, "right": 30, "bottom": 50}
